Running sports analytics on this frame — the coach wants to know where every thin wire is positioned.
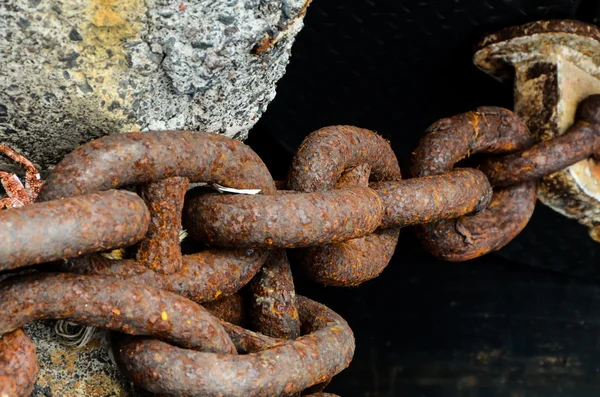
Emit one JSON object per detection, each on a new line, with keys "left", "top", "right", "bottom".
{"left": 54, "top": 321, "right": 96, "bottom": 348}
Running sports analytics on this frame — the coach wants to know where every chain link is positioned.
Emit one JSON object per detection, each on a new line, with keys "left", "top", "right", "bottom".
{"left": 1, "top": 93, "right": 599, "bottom": 396}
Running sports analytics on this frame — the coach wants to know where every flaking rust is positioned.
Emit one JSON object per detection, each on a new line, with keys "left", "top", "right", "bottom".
{"left": 474, "top": 19, "right": 600, "bottom": 241}
{"left": 480, "top": 97, "right": 600, "bottom": 186}
{"left": 248, "top": 249, "right": 301, "bottom": 339}
{"left": 184, "top": 186, "right": 384, "bottom": 248}
{"left": 287, "top": 125, "right": 402, "bottom": 286}
{"left": 116, "top": 296, "right": 355, "bottom": 397}
{"left": 0, "top": 329, "right": 38, "bottom": 397}
{"left": 371, "top": 169, "right": 493, "bottom": 229}
{"left": 137, "top": 177, "right": 190, "bottom": 274}
{"left": 288, "top": 125, "right": 401, "bottom": 192}
{"left": 411, "top": 107, "right": 537, "bottom": 261}
{"left": 0, "top": 273, "right": 236, "bottom": 354}
{"left": 64, "top": 249, "right": 267, "bottom": 304}
{"left": 38, "top": 130, "right": 277, "bottom": 201}
{"left": 57, "top": 163, "right": 269, "bottom": 305}
{"left": 203, "top": 293, "right": 248, "bottom": 327}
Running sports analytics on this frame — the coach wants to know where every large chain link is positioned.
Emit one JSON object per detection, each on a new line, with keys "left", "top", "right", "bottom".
{"left": 1, "top": 93, "right": 599, "bottom": 396}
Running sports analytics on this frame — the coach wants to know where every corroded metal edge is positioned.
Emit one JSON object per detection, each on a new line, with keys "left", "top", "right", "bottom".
{"left": 473, "top": 19, "right": 600, "bottom": 241}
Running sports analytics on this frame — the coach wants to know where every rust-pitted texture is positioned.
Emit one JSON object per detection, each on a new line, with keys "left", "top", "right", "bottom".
{"left": 137, "top": 177, "right": 190, "bottom": 274}
{"left": 474, "top": 19, "right": 600, "bottom": 81}
{"left": 474, "top": 20, "right": 600, "bottom": 241}
{"left": 0, "top": 329, "right": 38, "bottom": 397}
{"left": 204, "top": 294, "right": 248, "bottom": 327}
{"left": 480, "top": 121, "right": 600, "bottom": 187}
{"left": 0, "top": 273, "right": 235, "bottom": 354}
{"left": 335, "top": 163, "right": 371, "bottom": 187}
{"left": 288, "top": 126, "right": 402, "bottom": 286}
{"left": 298, "top": 228, "right": 399, "bottom": 287}
{"left": 38, "top": 130, "right": 277, "bottom": 202}
{"left": 248, "top": 250, "right": 301, "bottom": 339}
{"left": 411, "top": 107, "right": 533, "bottom": 176}
{"left": 371, "top": 169, "right": 493, "bottom": 229}
{"left": 62, "top": 249, "right": 267, "bottom": 304}
{"left": 116, "top": 296, "right": 355, "bottom": 397}
{"left": 184, "top": 187, "right": 383, "bottom": 248}
{"left": 417, "top": 182, "right": 537, "bottom": 261}
{"left": 411, "top": 107, "right": 537, "bottom": 261}
{"left": 288, "top": 125, "right": 401, "bottom": 192}
{"left": 220, "top": 321, "right": 283, "bottom": 354}
{"left": 310, "top": 164, "right": 400, "bottom": 286}
{"left": 0, "top": 190, "right": 150, "bottom": 271}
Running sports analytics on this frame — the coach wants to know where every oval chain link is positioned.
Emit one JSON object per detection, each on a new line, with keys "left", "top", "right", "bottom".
{"left": 1, "top": 94, "right": 599, "bottom": 396}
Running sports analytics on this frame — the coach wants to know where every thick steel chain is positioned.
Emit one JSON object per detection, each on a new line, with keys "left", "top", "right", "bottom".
{"left": 0, "top": 92, "right": 599, "bottom": 396}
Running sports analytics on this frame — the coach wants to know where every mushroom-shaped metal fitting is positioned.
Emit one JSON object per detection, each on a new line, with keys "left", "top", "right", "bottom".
{"left": 474, "top": 19, "right": 600, "bottom": 241}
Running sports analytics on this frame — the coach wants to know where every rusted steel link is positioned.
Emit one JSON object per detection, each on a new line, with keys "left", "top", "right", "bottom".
{"left": 416, "top": 182, "right": 537, "bottom": 260}
{"left": 183, "top": 186, "right": 383, "bottom": 248}
{"left": 38, "top": 130, "right": 277, "bottom": 201}
{"left": 0, "top": 190, "right": 150, "bottom": 271}
{"left": 0, "top": 273, "right": 235, "bottom": 354}
{"left": 204, "top": 293, "right": 248, "bottom": 327}
{"left": 248, "top": 249, "right": 301, "bottom": 339}
{"left": 480, "top": 121, "right": 600, "bottom": 187}
{"left": 287, "top": 125, "right": 402, "bottom": 286}
{"left": 220, "top": 321, "right": 283, "bottom": 354}
{"left": 0, "top": 329, "right": 38, "bottom": 397}
{"left": 219, "top": 306, "right": 333, "bottom": 397}
{"left": 287, "top": 125, "right": 401, "bottom": 191}
{"left": 137, "top": 177, "right": 189, "bottom": 274}
{"left": 411, "top": 107, "right": 533, "bottom": 175}
{"left": 371, "top": 168, "right": 493, "bottom": 229}
{"left": 480, "top": 97, "right": 600, "bottom": 187}
{"left": 62, "top": 248, "right": 267, "bottom": 304}
{"left": 411, "top": 107, "right": 537, "bottom": 261}
{"left": 297, "top": 163, "right": 399, "bottom": 286}
{"left": 116, "top": 296, "right": 355, "bottom": 397}
{"left": 298, "top": 228, "right": 399, "bottom": 287}
{"left": 336, "top": 163, "right": 371, "bottom": 187}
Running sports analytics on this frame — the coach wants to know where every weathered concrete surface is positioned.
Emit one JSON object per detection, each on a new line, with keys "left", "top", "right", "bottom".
{"left": 24, "top": 322, "right": 137, "bottom": 397}
{"left": 0, "top": 0, "right": 310, "bottom": 171}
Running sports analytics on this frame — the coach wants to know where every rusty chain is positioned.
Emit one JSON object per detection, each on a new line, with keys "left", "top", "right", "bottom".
{"left": 1, "top": 87, "right": 600, "bottom": 397}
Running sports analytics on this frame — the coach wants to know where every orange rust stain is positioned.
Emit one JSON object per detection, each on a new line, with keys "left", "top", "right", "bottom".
{"left": 252, "top": 0, "right": 313, "bottom": 54}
